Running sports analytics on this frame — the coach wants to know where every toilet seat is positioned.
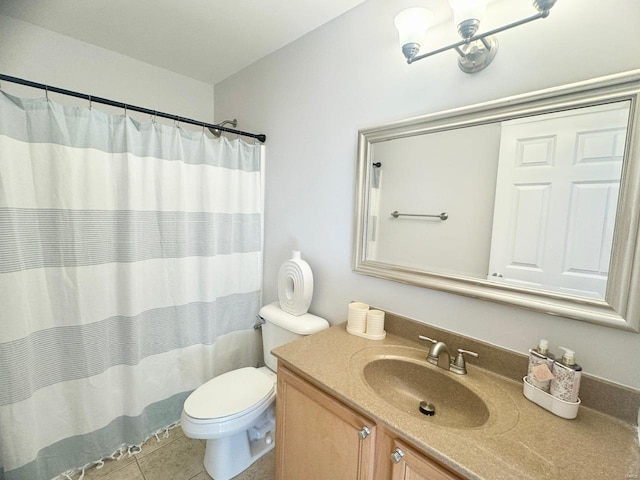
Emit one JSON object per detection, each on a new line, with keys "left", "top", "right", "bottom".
{"left": 183, "top": 367, "right": 275, "bottom": 423}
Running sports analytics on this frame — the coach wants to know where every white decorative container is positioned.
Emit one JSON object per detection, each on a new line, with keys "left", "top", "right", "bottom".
{"left": 365, "top": 310, "right": 385, "bottom": 336}
{"left": 523, "top": 377, "right": 580, "bottom": 420}
{"left": 347, "top": 302, "right": 368, "bottom": 333}
{"left": 346, "top": 303, "right": 386, "bottom": 340}
{"left": 277, "top": 251, "right": 313, "bottom": 316}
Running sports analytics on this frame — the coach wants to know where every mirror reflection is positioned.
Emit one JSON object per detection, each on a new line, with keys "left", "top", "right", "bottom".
{"left": 366, "top": 100, "right": 631, "bottom": 300}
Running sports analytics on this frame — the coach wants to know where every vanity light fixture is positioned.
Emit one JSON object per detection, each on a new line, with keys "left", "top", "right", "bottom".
{"left": 394, "top": 0, "right": 557, "bottom": 73}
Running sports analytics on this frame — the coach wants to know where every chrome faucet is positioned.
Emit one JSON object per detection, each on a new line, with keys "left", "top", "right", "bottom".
{"left": 419, "top": 336, "right": 451, "bottom": 370}
{"left": 419, "top": 336, "right": 479, "bottom": 375}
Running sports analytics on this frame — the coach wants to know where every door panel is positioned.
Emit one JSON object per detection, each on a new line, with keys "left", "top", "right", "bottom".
{"left": 488, "top": 103, "right": 628, "bottom": 298}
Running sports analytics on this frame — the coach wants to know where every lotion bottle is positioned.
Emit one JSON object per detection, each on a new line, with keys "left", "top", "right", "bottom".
{"left": 550, "top": 347, "right": 582, "bottom": 403}
{"left": 527, "top": 339, "right": 555, "bottom": 392}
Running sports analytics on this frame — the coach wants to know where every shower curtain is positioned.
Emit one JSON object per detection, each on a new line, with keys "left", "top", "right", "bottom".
{"left": 0, "top": 91, "right": 263, "bottom": 480}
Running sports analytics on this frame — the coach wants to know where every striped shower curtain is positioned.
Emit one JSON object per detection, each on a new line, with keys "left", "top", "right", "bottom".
{"left": 0, "top": 91, "right": 263, "bottom": 480}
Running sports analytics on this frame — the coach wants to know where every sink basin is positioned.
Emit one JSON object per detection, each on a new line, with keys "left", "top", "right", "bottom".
{"left": 349, "top": 345, "right": 519, "bottom": 434}
{"left": 362, "top": 357, "right": 490, "bottom": 429}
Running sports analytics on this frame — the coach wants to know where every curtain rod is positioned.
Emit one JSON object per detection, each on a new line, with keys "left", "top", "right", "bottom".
{"left": 0, "top": 73, "right": 266, "bottom": 143}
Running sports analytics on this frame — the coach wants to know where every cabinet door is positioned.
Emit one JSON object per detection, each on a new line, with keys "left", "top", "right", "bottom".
{"left": 276, "top": 364, "right": 376, "bottom": 480}
{"left": 390, "top": 440, "right": 461, "bottom": 480}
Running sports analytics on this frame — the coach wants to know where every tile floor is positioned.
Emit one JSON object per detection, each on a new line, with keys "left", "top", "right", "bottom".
{"left": 71, "top": 427, "right": 275, "bottom": 480}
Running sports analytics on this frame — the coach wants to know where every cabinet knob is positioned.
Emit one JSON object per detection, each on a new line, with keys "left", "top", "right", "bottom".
{"left": 390, "top": 448, "right": 405, "bottom": 463}
{"left": 358, "top": 426, "right": 371, "bottom": 439}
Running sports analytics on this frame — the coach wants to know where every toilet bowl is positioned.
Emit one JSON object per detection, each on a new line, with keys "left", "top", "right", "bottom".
{"left": 181, "top": 367, "right": 277, "bottom": 480}
{"left": 180, "top": 303, "right": 329, "bottom": 480}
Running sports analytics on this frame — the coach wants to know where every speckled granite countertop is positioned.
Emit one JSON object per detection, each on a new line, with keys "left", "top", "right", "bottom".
{"left": 272, "top": 322, "right": 640, "bottom": 480}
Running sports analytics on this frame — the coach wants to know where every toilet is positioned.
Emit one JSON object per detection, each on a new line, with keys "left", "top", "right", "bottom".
{"left": 180, "top": 302, "right": 329, "bottom": 480}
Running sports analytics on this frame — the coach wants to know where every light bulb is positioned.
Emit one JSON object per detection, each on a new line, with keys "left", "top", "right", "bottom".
{"left": 394, "top": 7, "right": 433, "bottom": 48}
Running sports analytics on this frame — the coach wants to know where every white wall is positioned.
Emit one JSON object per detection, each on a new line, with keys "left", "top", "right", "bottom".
{"left": 0, "top": 15, "right": 214, "bottom": 126}
{"left": 214, "top": 0, "right": 640, "bottom": 389}
{"left": 372, "top": 124, "right": 500, "bottom": 277}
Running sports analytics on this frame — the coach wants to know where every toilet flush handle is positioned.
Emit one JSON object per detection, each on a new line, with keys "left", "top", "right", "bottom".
{"left": 253, "top": 315, "right": 265, "bottom": 329}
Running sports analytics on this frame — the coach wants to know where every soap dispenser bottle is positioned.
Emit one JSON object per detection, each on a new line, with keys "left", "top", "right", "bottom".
{"left": 550, "top": 347, "right": 582, "bottom": 403}
{"left": 527, "top": 339, "right": 555, "bottom": 392}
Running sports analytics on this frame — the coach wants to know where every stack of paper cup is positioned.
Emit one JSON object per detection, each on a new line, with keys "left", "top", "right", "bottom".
{"left": 347, "top": 302, "right": 369, "bottom": 333}
{"left": 366, "top": 309, "right": 385, "bottom": 336}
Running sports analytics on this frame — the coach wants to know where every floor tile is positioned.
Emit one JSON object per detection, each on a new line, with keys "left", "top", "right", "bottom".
{"left": 70, "top": 454, "right": 136, "bottom": 479}
{"left": 186, "top": 450, "right": 275, "bottom": 480}
{"left": 232, "top": 450, "right": 275, "bottom": 480}
{"left": 98, "top": 462, "right": 145, "bottom": 480}
{"left": 189, "top": 472, "right": 212, "bottom": 480}
{"left": 136, "top": 435, "right": 205, "bottom": 480}
{"left": 135, "top": 425, "right": 185, "bottom": 459}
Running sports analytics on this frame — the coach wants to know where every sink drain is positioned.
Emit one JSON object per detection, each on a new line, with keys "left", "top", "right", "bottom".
{"left": 419, "top": 401, "right": 435, "bottom": 416}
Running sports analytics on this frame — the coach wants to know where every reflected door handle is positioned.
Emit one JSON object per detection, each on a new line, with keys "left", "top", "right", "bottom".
{"left": 491, "top": 272, "right": 504, "bottom": 278}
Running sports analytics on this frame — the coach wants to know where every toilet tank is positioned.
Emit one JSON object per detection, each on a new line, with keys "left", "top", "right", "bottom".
{"left": 259, "top": 302, "right": 330, "bottom": 371}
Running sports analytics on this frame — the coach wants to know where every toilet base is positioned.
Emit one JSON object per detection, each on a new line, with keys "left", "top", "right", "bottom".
{"left": 202, "top": 405, "right": 275, "bottom": 480}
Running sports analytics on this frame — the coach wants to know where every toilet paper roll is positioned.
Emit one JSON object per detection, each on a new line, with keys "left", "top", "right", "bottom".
{"left": 278, "top": 251, "right": 314, "bottom": 316}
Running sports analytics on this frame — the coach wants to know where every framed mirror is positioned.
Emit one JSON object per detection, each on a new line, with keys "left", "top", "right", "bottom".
{"left": 353, "top": 70, "right": 640, "bottom": 332}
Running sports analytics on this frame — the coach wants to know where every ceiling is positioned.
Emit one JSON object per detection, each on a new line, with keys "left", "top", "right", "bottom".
{"left": 0, "top": 0, "right": 368, "bottom": 85}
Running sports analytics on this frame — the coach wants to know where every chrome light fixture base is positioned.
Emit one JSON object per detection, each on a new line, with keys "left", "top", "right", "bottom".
{"left": 533, "top": 0, "right": 557, "bottom": 12}
{"left": 401, "top": 43, "right": 421, "bottom": 62}
{"left": 457, "top": 18, "right": 480, "bottom": 39}
{"left": 456, "top": 36, "right": 498, "bottom": 73}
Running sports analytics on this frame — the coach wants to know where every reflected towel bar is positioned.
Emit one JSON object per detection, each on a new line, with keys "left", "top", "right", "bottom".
{"left": 391, "top": 211, "right": 448, "bottom": 220}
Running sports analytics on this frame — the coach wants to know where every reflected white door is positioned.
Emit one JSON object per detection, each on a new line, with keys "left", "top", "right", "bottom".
{"left": 488, "top": 102, "right": 629, "bottom": 298}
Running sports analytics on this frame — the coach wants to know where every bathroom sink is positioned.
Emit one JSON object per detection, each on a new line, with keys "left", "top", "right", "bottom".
{"left": 362, "top": 357, "right": 490, "bottom": 429}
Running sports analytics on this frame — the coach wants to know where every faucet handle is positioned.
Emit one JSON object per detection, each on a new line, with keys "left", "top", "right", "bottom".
{"left": 450, "top": 349, "right": 479, "bottom": 375}
{"left": 458, "top": 348, "right": 479, "bottom": 358}
{"left": 418, "top": 335, "right": 437, "bottom": 344}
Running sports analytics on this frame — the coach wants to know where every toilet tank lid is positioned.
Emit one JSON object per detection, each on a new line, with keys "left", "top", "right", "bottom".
{"left": 259, "top": 302, "right": 329, "bottom": 335}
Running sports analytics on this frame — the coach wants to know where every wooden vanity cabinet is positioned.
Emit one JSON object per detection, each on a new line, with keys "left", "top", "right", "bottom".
{"left": 387, "top": 439, "right": 461, "bottom": 480}
{"left": 275, "top": 364, "right": 376, "bottom": 480}
{"left": 276, "top": 363, "right": 463, "bottom": 480}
